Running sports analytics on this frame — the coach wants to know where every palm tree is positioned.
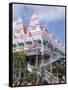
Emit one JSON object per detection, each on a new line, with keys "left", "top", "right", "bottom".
{"left": 13, "top": 50, "right": 26, "bottom": 86}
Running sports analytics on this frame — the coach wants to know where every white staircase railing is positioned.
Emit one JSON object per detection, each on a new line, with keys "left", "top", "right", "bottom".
{"left": 40, "top": 54, "right": 61, "bottom": 67}
{"left": 44, "top": 69, "right": 58, "bottom": 84}
{"left": 27, "top": 63, "right": 58, "bottom": 84}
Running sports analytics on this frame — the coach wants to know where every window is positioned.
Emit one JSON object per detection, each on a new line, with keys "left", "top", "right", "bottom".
{"left": 38, "top": 40, "right": 41, "bottom": 44}
{"left": 26, "top": 41, "right": 32, "bottom": 45}
{"left": 43, "top": 40, "right": 48, "bottom": 46}
{"left": 54, "top": 48, "right": 58, "bottom": 52}
{"left": 18, "top": 42, "right": 24, "bottom": 46}
{"left": 13, "top": 44, "right": 17, "bottom": 48}
{"left": 54, "top": 48, "right": 64, "bottom": 55}
{"left": 34, "top": 39, "right": 41, "bottom": 45}
{"left": 58, "top": 50, "right": 64, "bottom": 56}
{"left": 32, "top": 26, "right": 36, "bottom": 30}
{"left": 31, "top": 24, "right": 39, "bottom": 30}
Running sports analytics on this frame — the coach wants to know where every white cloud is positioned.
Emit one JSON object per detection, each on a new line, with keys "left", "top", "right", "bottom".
{"left": 13, "top": 4, "right": 65, "bottom": 24}
{"left": 13, "top": 4, "right": 24, "bottom": 21}
{"left": 33, "top": 6, "right": 65, "bottom": 23}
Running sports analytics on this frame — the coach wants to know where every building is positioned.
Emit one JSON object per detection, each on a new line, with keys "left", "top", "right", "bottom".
{"left": 12, "top": 14, "right": 65, "bottom": 85}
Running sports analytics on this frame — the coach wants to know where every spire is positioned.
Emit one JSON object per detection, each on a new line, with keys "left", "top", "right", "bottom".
{"left": 29, "top": 13, "right": 40, "bottom": 30}
{"left": 13, "top": 17, "right": 24, "bottom": 41}
{"left": 15, "top": 17, "right": 23, "bottom": 30}
{"left": 30, "top": 13, "right": 39, "bottom": 26}
{"left": 30, "top": 13, "right": 38, "bottom": 20}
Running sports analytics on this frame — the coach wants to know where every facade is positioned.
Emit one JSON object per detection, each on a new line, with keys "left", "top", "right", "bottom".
{"left": 12, "top": 14, "right": 65, "bottom": 85}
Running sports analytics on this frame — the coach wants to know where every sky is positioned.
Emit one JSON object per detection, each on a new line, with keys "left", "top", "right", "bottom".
{"left": 13, "top": 4, "right": 66, "bottom": 44}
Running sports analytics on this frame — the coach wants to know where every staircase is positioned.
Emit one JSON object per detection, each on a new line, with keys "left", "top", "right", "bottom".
{"left": 40, "top": 54, "right": 60, "bottom": 67}
{"left": 27, "top": 63, "right": 58, "bottom": 84}
{"left": 27, "top": 50, "right": 65, "bottom": 84}
{"left": 42, "top": 69, "right": 58, "bottom": 84}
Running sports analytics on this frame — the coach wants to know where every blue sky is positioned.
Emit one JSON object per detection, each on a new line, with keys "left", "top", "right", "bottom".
{"left": 13, "top": 4, "right": 65, "bottom": 44}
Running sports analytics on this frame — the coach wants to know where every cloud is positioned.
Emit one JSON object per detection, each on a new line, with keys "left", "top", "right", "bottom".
{"left": 13, "top": 4, "right": 65, "bottom": 25}
{"left": 31, "top": 5, "right": 65, "bottom": 24}
{"left": 13, "top": 4, "right": 25, "bottom": 21}
{"left": 13, "top": 4, "right": 65, "bottom": 44}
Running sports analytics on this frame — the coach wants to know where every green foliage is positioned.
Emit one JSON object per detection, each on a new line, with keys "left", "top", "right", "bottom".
{"left": 13, "top": 51, "right": 26, "bottom": 68}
